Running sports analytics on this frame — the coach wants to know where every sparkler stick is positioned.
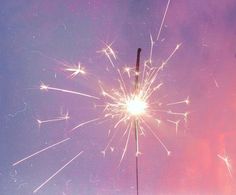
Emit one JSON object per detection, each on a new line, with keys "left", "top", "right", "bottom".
{"left": 134, "top": 48, "right": 141, "bottom": 195}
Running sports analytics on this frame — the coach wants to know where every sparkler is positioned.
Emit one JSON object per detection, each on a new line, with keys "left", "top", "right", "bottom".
{"left": 12, "top": 0, "right": 194, "bottom": 193}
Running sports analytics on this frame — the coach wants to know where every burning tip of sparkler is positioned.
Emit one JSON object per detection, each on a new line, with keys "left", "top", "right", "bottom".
{"left": 126, "top": 96, "right": 148, "bottom": 116}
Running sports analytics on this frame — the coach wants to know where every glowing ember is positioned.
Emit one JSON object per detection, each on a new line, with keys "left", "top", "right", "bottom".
{"left": 126, "top": 96, "right": 147, "bottom": 116}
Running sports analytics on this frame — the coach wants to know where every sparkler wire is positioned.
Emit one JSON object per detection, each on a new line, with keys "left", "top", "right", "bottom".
{"left": 134, "top": 48, "right": 142, "bottom": 195}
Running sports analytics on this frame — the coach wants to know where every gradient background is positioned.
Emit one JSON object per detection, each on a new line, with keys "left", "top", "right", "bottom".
{"left": 1, "top": 0, "right": 236, "bottom": 194}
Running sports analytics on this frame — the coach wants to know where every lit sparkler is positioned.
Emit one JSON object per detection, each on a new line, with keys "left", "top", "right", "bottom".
{"left": 12, "top": 0, "right": 191, "bottom": 193}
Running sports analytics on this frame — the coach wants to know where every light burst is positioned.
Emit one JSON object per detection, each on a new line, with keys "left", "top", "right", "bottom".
{"left": 12, "top": 0, "right": 193, "bottom": 193}
{"left": 16, "top": 41, "right": 188, "bottom": 193}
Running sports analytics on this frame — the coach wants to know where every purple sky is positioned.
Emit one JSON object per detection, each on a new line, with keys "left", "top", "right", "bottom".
{"left": 1, "top": 0, "right": 236, "bottom": 194}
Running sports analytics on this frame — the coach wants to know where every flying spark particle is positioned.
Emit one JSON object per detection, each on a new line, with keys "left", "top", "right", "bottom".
{"left": 217, "top": 153, "right": 233, "bottom": 178}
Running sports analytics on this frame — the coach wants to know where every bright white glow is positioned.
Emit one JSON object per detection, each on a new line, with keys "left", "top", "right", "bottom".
{"left": 126, "top": 96, "right": 147, "bottom": 116}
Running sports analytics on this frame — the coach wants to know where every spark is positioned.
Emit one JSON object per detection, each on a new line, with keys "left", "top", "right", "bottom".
{"left": 167, "top": 96, "right": 190, "bottom": 106}
{"left": 119, "top": 123, "right": 132, "bottom": 166}
{"left": 101, "top": 131, "right": 117, "bottom": 156}
{"left": 37, "top": 113, "right": 69, "bottom": 126}
{"left": 64, "top": 62, "right": 86, "bottom": 78}
{"left": 123, "top": 66, "right": 133, "bottom": 78}
{"left": 98, "top": 43, "right": 117, "bottom": 67}
{"left": 33, "top": 151, "right": 83, "bottom": 194}
{"left": 12, "top": 138, "right": 71, "bottom": 166}
{"left": 213, "top": 78, "right": 219, "bottom": 88}
{"left": 167, "top": 119, "right": 180, "bottom": 134}
{"left": 149, "top": 33, "right": 155, "bottom": 64}
{"left": 40, "top": 83, "right": 99, "bottom": 100}
{"left": 155, "top": 118, "right": 162, "bottom": 126}
{"left": 217, "top": 154, "right": 233, "bottom": 178}
{"left": 167, "top": 110, "right": 189, "bottom": 122}
{"left": 156, "top": 0, "right": 171, "bottom": 41}
{"left": 70, "top": 118, "right": 101, "bottom": 132}
{"left": 141, "top": 118, "right": 171, "bottom": 156}
{"left": 163, "top": 43, "right": 182, "bottom": 67}
{"left": 32, "top": 51, "right": 87, "bottom": 78}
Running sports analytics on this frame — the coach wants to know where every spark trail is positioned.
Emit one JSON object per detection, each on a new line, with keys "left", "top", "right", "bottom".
{"left": 218, "top": 153, "right": 233, "bottom": 178}
{"left": 33, "top": 151, "right": 83, "bottom": 194}
{"left": 70, "top": 118, "right": 101, "bottom": 132}
{"left": 37, "top": 113, "right": 69, "bottom": 126}
{"left": 12, "top": 138, "right": 71, "bottom": 166}
{"left": 156, "top": 0, "right": 171, "bottom": 41}
{"left": 40, "top": 83, "right": 99, "bottom": 100}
